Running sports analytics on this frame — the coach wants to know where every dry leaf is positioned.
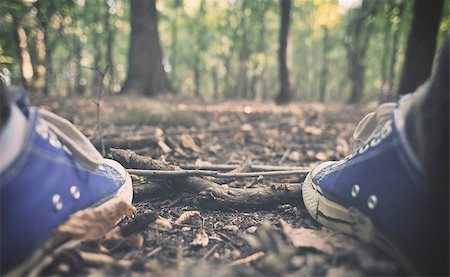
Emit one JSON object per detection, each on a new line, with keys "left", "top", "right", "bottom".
{"left": 175, "top": 211, "right": 201, "bottom": 225}
{"left": 305, "top": 126, "right": 323, "bottom": 136}
{"left": 79, "top": 251, "right": 115, "bottom": 265}
{"left": 315, "top": 152, "right": 328, "bottom": 161}
{"left": 246, "top": 226, "right": 257, "bottom": 233}
{"left": 181, "top": 227, "right": 191, "bottom": 232}
{"left": 288, "top": 151, "right": 301, "bottom": 161}
{"left": 223, "top": 225, "right": 240, "bottom": 232}
{"left": 191, "top": 229, "right": 209, "bottom": 247}
{"left": 57, "top": 199, "right": 136, "bottom": 240}
{"left": 280, "top": 219, "right": 354, "bottom": 254}
{"left": 123, "top": 233, "right": 144, "bottom": 250}
{"left": 153, "top": 216, "right": 173, "bottom": 230}
{"left": 179, "top": 134, "right": 203, "bottom": 153}
{"left": 240, "top": 123, "right": 253, "bottom": 132}
{"left": 104, "top": 226, "right": 123, "bottom": 240}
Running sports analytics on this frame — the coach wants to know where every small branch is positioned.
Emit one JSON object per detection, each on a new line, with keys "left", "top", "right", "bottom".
{"left": 127, "top": 169, "right": 309, "bottom": 179}
{"left": 110, "top": 149, "right": 304, "bottom": 209}
{"left": 81, "top": 64, "right": 109, "bottom": 156}
{"left": 180, "top": 164, "right": 309, "bottom": 172}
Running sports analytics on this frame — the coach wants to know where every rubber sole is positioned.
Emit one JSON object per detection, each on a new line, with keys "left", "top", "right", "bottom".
{"left": 6, "top": 159, "right": 133, "bottom": 277}
{"left": 302, "top": 165, "right": 417, "bottom": 274}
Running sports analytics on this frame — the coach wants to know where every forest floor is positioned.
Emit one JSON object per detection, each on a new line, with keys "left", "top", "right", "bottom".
{"left": 33, "top": 95, "right": 401, "bottom": 276}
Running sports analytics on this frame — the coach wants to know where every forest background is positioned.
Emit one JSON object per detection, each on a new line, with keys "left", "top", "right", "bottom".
{"left": 0, "top": 0, "right": 448, "bottom": 104}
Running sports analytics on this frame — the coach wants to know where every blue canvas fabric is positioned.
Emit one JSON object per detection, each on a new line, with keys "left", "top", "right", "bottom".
{"left": 310, "top": 113, "right": 446, "bottom": 274}
{"left": 0, "top": 108, "right": 124, "bottom": 272}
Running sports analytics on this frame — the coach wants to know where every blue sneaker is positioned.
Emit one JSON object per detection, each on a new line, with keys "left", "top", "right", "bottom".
{"left": 0, "top": 107, "right": 133, "bottom": 275}
{"left": 302, "top": 108, "right": 448, "bottom": 274}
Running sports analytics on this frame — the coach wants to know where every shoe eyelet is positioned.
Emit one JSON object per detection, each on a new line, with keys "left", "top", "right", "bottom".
{"left": 70, "top": 186, "right": 80, "bottom": 200}
{"left": 351, "top": 184, "right": 360, "bottom": 197}
{"left": 52, "top": 194, "right": 63, "bottom": 211}
{"left": 36, "top": 124, "right": 49, "bottom": 140}
{"left": 368, "top": 195, "right": 377, "bottom": 209}
{"left": 358, "top": 144, "right": 369, "bottom": 154}
{"left": 49, "top": 137, "right": 62, "bottom": 148}
{"left": 63, "top": 145, "right": 72, "bottom": 155}
{"left": 370, "top": 137, "right": 382, "bottom": 147}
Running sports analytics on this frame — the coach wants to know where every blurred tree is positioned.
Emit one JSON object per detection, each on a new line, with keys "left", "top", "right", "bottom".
{"left": 121, "top": 0, "right": 170, "bottom": 96}
{"left": 276, "top": 0, "right": 292, "bottom": 104}
{"left": 397, "top": 0, "right": 444, "bottom": 96}
{"left": 343, "top": 0, "right": 378, "bottom": 104}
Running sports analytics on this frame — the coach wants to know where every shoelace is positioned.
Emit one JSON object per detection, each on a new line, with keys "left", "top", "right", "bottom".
{"left": 352, "top": 102, "right": 396, "bottom": 150}
{"left": 39, "top": 108, "right": 103, "bottom": 171}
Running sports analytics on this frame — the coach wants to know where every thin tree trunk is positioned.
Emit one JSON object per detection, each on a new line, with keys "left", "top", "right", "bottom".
{"left": 121, "top": 0, "right": 170, "bottom": 96}
{"left": 13, "top": 17, "right": 34, "bottom": 89}
{"left": 397, "top": 0, "right": 443, "bottom": 96}
{"left": 319, "top": 26, "right": 329, "bottom": 102}
{"left": 275, "top": 0, "right": 292, "bottom": 104}
{"left": 105, "top": 3, "right": 115, "bottom": 94}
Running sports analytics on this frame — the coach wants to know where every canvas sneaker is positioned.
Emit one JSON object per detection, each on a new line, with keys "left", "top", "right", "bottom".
{"left": 0, "top": 106, "right": 133, "bottom": 275}
{"left": 302, "top": 106, "right": 448, "bottom": 274}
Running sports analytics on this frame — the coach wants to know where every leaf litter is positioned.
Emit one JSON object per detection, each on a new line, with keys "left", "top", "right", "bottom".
{"left": 36, "top": 97, "right": 400, "bottom": 276}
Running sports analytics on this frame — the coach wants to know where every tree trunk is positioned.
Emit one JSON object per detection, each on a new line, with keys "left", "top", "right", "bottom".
{"left": 344, "top": 0, "right": 378, "bottom": 104}
{"left": 397, "top": 0, "right": 443, "bottom": 96}
{"left": 275, "top": 0, "right": 292, "bottom": 104}
{"left": 105, "top": 2, "right": 115, "bottom": 94}
{"left": 121, "top": 0, "right": 170, "bottom": 96}
{"left": 13, "top": 17, "right": 34, "bottom": 89}
{"left": 319, "top": 26, "right": 329, "bottom": 102}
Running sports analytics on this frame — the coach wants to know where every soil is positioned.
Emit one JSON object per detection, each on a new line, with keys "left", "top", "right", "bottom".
{"left": 34, "top": 95, "right": 400, "bottom": 276}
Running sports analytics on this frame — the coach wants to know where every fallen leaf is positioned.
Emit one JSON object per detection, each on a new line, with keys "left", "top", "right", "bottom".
{"left": 280, "top": 219, "right": 355, "bottom": 254}
{"left": 179, "top": 134, "right": 203, "bottom": 153}
{"left": 175, "top": 210, "right": 201, "bottom": 224}
{"left": 246, "top": 226, "right": 257, "bottom": 233}
{"left": 123, "top": 233, "right": 144, "bottom": 250}
{"left": 191, "top": 229, "right": 209, "bottom": 247}
{"left": 57, "top": 200, "right": 136, "bottom": 240}
{"left": 315, "top": 152, "right": 328, "bottom": 161}
{"left": 305, "top": 126, "right": 323, "bottom": 136}
{"left": 240, "top": 123, "right": 253, "bottom": 132}
{"left": 223, "top": 225, "right": 240, "bottom": 232}
{"left": 181, "top": 226, "right": 191, "bottom": 232}
{"left": 153, "top": 216, "right": 173, "bottom": 230}
{"left": 288, "top": 151, "right": 301, "bottom": 161}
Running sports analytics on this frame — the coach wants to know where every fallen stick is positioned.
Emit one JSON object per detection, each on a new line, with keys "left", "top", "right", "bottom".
{"left": 127, "top": 169, "right": 309, "bottom": 178}
{"left": 110, "top": 149, "right": 303, "bottom": 209}
{"left": 227, "top": 251, "right": 265, "bottom": 267}
{"left": 179, "top": 163, "right": 309, "bottom": 172}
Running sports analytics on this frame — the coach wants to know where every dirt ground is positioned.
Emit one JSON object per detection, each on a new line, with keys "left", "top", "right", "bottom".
{"left": 33, "top": 95, "right": 400, "bottom": 276}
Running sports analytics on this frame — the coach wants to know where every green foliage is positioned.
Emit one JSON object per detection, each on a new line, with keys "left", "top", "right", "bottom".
{"left": 0, "top": 0, "right": 448, "bottom": 101}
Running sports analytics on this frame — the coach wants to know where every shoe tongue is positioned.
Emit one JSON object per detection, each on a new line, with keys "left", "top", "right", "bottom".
{"left": 39, "top": 108, "right": 103, "bottom": 171}
{"left": 352, "top": 103, "right": 395, "bottom": 149}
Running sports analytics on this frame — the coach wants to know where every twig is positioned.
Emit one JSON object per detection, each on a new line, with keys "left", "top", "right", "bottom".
{"left": 201, "top": 244, "right": 220, "bottom": 261}
{"left": 179, "top": 164, "right": 308, "bottom": 172}
{"left": 147, "top": 246, "right": 163, "bottom": 258}
{"left": 127, "top": 169, "right": 309, "bottom": 179}
{"left": 110, "top": 149, "right": 304, "bottom": 209}
{"left": 227, "top": 251, "right": 265, "bottom": 267}
{"left": 81, "top": 64, "right": 109, "bottom": 156}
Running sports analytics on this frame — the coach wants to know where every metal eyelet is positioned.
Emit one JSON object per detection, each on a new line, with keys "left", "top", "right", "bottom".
{"left": 358, "top": 144, "right": 370, "bottom": 154}
{"left": 370, "top": 137, "right": 382, "bottom": 147}
{"left": 351, "top": 184, "right": 360, "bottom": 198}
{"left": 52, "top": 194, "right": 63, "bottom": 211}
{"left": 49, "top": 137, "right": 62, "bottom": 148}
{"left": 70, "top": 186, "right": 80, "bottom": 200}
{"left": 36, "top": 124, "right": 49, "bottom": 140}
{"left": 368, "top": 195, "right": 377, "bottom": 209}
{"left": 63, "top": 145, "right": 72, "bottom": 155}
